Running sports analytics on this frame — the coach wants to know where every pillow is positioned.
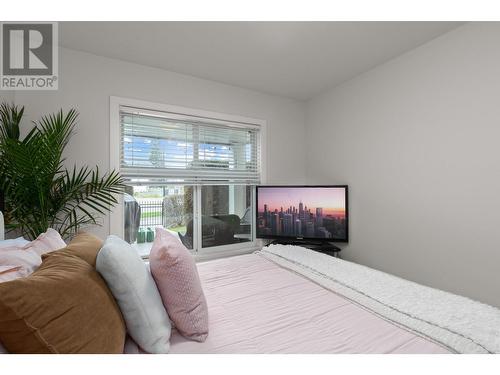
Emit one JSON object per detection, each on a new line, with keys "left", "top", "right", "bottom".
{"left": 0, "top": 265, "right": 21, "bottom": 274}
{"left": 23, "top": 228, "right": 66, "bottom": 256}
{"left": 0, "top": 232, "right": 102, "bottom": 285}
{"left": 0, "top": 237, "right": 30, "bottom": 249}
{"left": 0, "top": 265, "right": 24, "bottom": 283}
{"left": 0, "top": 251, "right": 126, "bottom": 353}
{"left": 0, "top": 229, "right": 66, "bottom": 279}
{"left": 150, "top": 227, "right": 209, "bottom": 342}
{"left": 96, "top": 235, "right": 171, "bottom": 354}
{"left": 44, "top": 232, "right": 102, "bottom": 267}
{"left": 0, "top": 245, "right": 41, "bottom": 276}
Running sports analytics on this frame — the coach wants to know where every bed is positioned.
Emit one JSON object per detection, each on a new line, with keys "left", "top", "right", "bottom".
{"left": 2, "top": 213, "right": 499, "bottom": 354}
{"left": 125, "top": 245, "right": 500, "bottom": 354}
{"left": 167, "top": 253, "right": 449, "bottom": 354}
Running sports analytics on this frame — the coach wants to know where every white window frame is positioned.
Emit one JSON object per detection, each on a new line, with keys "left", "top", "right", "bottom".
{"left": 109, "top": 96, "right": 267, "bottom": 261}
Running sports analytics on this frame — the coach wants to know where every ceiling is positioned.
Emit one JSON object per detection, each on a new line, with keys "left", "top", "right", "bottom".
{"left": 60, "top": 22, "right": 463, "bottom": 100}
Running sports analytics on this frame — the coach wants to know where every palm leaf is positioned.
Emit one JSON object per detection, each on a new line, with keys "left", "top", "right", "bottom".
{"left": 1, "top": 108, "right": 125, "bottom": 240}
{"left": 0, "top": 102, "right": 23, "bottom": 142}
{"left": 53, "top": 166, "right": 125, "bottom": 238}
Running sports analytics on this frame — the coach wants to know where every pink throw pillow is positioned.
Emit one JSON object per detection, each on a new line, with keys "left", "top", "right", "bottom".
{"left": 23, "top": 228, "right": 66, "bottom": 256}
{"left": 0, "top": 265, "right": 26, "bottom": 283}
{"left": 0, "top": 246, "right": 41, "bottom": 277}
{"left": 0, "top": 229, "right": 65, "bottom": 281}
{"left": 149, "top": 227, "right": 209, "bottom": 342}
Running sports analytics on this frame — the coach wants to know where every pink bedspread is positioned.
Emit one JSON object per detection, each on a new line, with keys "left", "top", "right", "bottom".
{"left": 0, "top": 252, "right": 458, "bottom": 355}
{"left": 162, "top": 254, "right": 449, "bottom": 354}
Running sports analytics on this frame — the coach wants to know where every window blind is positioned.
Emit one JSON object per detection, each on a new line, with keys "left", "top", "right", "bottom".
{"left": 120, "top": 106, "right": 261, "bottom": 185}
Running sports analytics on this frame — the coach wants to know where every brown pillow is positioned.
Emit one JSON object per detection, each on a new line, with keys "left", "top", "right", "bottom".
{"left": 42, "top": 232, "right": 103, "bottom": 267}
{"left": 0, "top": 251, "right": 126, "bottom": 353}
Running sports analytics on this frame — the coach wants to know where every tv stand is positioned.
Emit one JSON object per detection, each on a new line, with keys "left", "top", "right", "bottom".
{"left": 266, "top": 239, "right": 342, "bottom": 258}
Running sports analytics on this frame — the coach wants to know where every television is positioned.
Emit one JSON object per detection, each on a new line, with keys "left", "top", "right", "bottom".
{"left": 256, "top": 185, "right": 348, "bottom": 243}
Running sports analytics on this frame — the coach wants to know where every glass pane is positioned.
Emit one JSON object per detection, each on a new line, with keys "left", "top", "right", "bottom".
{"left": 123, "top": 135, "right": 194, "bottom": 169}
{"left": 123, "top": 184, "right": 193, "bottom": 257}
{"left": 121, "top": 113, "right": 195, "bottom": 170}
{"left": 200, "top": 185, "right": 253, "bottom": 248}
{"left": 122, "top": 111, "right": 259, "bottom": 176}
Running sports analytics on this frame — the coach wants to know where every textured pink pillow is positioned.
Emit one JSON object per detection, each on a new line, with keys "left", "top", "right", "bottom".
{"left": 23, "top": 228, "right": 66, "bottom": 256}
{"left": 150, "top": 227, "right": 209, "bottom": 342}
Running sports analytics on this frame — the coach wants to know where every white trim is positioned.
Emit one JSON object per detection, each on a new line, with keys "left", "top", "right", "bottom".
{"left": 109, "top": 96, "right": 267, "bottom": 258}
{"left": 112, "top": 96, "right": 266, "bottom": 130}
{"left": 0, "top": 211, "right": 4, "bottom": 241}
{"left": 120, "top": 106, "right": 262, "bottom": 130}
{"left": 120, "top": 168, "right": 261, "bottom": 179}
{"left": 193, "top": 185, "right": 202, "bottom": 252}
{"left": 259, "top": 119, "right": 268, "bottom": 184}
{"left": 197, "top": 226, "right": 257, "bottom": 256}
{"left": 195, "top": 245, "right": 260, "bottom": 263}
{"left": 109, "top": 96, "right": 123, "bottom": 236}
{"left": 228, "top": 185, "right": 235, "bottom": 213}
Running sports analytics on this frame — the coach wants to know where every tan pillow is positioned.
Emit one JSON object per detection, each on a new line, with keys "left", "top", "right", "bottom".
{"left": 42, "top": 232, "right": 103, "bottom": 267}
{"left": 0, "top": 251, "right": 126, "bottom": 353}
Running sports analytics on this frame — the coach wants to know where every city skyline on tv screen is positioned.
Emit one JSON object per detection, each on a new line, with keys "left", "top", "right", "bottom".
{"left": 257, "top": 187, "right": 347, "bottom": 240}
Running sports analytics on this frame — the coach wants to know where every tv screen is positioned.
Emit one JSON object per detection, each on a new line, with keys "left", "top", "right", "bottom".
{"left": 256, "top": 185, "right": 348, "bottom": 242}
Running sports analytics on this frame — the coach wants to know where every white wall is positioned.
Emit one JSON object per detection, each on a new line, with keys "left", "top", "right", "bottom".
{"left": 306, "top": 22, "right": 500, "bottom": 307}
{"left": 8, "top": 23, "right": 499, "bottom": 308}
{"left": 13, "top": 48, "right": 306, "bottom": 239}
{"left": 0, "top": 91, "right": 14, "bottom": 104}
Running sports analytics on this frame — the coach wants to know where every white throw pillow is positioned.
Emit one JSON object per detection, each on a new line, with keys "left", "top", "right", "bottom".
{"left": 96, "top": 235, "right": 171, "bottom": 353}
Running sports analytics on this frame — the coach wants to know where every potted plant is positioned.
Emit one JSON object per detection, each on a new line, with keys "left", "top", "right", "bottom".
{"left": 0, "top": 102, "right": 124, "bottom": 239}
{"left": 0, "top": 102, "right": 23, "bottom": 214}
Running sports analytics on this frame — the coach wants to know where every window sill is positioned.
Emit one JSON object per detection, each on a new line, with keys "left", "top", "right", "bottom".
{"left": 194, "top": 245, "right": 261, "bottom": 263}
{"left": 140, "top": 244, "right": 261, "bottom": 263}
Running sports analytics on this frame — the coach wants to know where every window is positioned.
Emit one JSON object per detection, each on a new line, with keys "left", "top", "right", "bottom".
{"left": 110, "top": 97, "right": 265, "bottom": 258}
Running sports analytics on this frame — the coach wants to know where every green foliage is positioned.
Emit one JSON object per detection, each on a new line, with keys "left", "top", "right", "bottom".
{"left": 0, "top": 102, "right": 23, "bottom": 142}
{"left": 0, "top": 103, "right": 124, "bottom": 239}
{"left": 149, "top": 139, "right": 165, "bottom": 168}
{"left": 0, "top": 102, "right": 24, "bottom": 213}
{"left": 162, "top": 194, "right": 187, "bottom": 227}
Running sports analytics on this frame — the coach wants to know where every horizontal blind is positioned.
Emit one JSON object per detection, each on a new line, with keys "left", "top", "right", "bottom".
{"left": 120, "top": 106, "right": 261, "bottom": 185}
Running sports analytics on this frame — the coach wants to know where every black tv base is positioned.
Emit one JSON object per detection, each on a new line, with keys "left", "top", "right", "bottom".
{"left": 265, "top": 239, "right": 342, "bottom": 258}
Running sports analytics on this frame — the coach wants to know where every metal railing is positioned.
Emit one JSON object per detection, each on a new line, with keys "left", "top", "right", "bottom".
{"left": 137, "top": 200, "right": 163, "bottom": 230}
